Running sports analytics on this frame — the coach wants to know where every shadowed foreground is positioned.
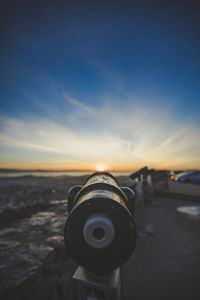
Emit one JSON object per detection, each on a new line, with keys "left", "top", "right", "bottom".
{"left": 0, "top": 176, "right": 200, "bottom": 299}
{"left": 122, "top": 196, "right": 200, "bottom": 300}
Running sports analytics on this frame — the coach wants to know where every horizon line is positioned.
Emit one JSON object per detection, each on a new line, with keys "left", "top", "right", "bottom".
{"left": 0, "top": 167, "right": 197, "bottom": 172}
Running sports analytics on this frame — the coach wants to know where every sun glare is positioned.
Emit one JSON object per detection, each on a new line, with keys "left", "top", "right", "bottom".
{"left": 96, "top": 164, "right": 106, "bottom": 172}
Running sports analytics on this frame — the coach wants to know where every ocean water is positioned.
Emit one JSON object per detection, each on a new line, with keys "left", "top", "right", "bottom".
{"left": 0, "top": 170, "right": 132, "bottom": 178}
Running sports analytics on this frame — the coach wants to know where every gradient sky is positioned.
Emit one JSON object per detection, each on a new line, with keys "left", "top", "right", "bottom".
{"left": 0, "top": 1, "right": 200, "bottom": 170}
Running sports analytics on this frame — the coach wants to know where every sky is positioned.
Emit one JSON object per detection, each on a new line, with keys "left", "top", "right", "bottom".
{"left": 0, "top": 0, "right": 200, "bottom": 171}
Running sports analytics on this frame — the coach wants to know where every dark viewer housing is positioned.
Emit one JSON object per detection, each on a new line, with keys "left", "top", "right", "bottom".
{"left": 64, "top": 172, "right": 137, "bottom": 274}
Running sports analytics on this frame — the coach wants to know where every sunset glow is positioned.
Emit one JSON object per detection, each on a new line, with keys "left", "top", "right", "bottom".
{"left": 1, "top": 2, "right": 200, "bottom": 171}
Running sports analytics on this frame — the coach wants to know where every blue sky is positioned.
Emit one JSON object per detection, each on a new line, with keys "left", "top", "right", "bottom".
{"left": 0, "top": 1, "right": 200, "bottom": 170}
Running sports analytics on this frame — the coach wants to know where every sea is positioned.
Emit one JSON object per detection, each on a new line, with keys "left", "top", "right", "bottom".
{"left": 0, "top": 170, "right": 132, "bottom": 178}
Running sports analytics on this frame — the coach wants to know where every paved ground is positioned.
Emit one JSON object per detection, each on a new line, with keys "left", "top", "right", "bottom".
{"left": 168, "top": 181, "right": 200, "bottom": 198}
{"left": 122, "top": 196, "right": 200, "bottom": 300}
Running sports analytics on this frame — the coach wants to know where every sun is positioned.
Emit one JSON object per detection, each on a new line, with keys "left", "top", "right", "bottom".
{"left": 96, "top": 164, "right": 107, "bottom": 172}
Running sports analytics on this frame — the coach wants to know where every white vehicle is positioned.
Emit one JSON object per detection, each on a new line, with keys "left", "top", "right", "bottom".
{"left": 171, "top": 171, "right": 200, "bottom": 183}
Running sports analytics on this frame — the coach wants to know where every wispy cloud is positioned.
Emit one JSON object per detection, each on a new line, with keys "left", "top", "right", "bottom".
{"left": 0, "top": 97, "right": 199, "bottom": 170}
{"left": 63, "top": 92, "right": 95, "bottom": 114}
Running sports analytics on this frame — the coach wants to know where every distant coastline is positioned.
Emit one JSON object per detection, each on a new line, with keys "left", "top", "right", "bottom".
{"left": 0, "top": 169, "right": 132, "bottom": 178}
{"left": 0, "top": 168, "right": 198, "bottom": 179}
{"left": 0, "top": 168, "right": 92, "bottom": 172}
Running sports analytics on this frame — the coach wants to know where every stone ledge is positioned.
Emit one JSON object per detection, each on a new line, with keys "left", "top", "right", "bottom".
{"left": 0, "top": 184, "right": 68, "bottom": 228}
{"left": 0, "top": 201, "right": 76, "bottom": 300}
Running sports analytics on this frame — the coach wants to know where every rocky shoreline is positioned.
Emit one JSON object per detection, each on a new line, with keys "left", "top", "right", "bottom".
{"left": 0, "top": 175, "right": 131, "bottom": 300}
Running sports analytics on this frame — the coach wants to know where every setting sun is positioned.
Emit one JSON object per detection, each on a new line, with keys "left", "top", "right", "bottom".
{"left": 96, "top": 164, "right": 107, "bottom": 172}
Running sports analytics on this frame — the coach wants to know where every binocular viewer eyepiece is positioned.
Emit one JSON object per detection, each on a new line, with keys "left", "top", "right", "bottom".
{"left": 64, "top": 172, "right": 137, "bottom": 274}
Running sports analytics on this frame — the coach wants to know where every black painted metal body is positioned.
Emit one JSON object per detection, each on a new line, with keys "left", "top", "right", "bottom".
{"left": 64, "top": 172, "right": 137, "bottom": 275}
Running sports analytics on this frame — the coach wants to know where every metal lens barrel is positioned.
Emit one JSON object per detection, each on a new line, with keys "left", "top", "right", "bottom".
{"left": 64, "top": 172, "right": 137, "bottom": 274}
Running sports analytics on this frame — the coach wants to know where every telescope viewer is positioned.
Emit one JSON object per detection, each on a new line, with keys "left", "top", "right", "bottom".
{"left": 64, "top": 172, "right": 137, "bottom": 275}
